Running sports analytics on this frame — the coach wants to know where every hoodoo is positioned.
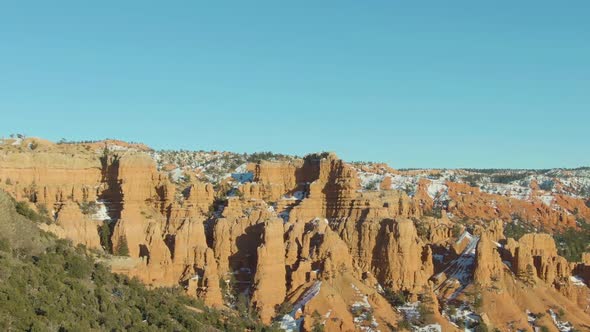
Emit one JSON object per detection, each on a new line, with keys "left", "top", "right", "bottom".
{"left": 2, "top": 137, "right": 590, "bottom": 331}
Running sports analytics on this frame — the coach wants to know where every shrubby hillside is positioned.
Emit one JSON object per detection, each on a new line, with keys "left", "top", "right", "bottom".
{"left": 0, "top": 190, "right": 274, "bottom": 332}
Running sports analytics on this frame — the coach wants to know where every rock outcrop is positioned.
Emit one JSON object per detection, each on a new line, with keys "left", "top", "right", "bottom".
{"left": 39, "top": 201, "right": 102, "bottom": 250}
{"left": 376, "top": 219, "right": 434, "bottom": 293}
{"left": 4, "top": 138, "right": 590, "bottom": 330}
{"left": 507, "top": 233, "right": 571, "bottom": 286}
{"left": 251, "top": 218, "right": 287, "bottom": 324}
{"left": 474, "top": 234, "right": 505, "bottom": 287}
{"left": 446, "top": 182, "right": 578, "bottom": 231}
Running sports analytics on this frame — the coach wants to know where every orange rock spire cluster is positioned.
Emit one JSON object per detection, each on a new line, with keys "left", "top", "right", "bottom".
{"left": 2, "top": 137, "right": 590, "bottom": 330}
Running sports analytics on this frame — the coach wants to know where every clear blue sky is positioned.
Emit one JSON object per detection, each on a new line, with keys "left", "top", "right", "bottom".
{"left": 0, "top": 1, "right": 588, "bottom": 169}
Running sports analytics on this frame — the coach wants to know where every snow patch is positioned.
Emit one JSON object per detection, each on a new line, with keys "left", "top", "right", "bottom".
{"left": 350, "top": 283, "right": 378, "bottom": 331}
{"left": 549, "top": 308, "right": 575, "bottom": 332}
{"left": 358, "top": 172, "right": 384, "bottom": 190}
{"left": 540, "top": 194, "right": 555, "bottom": 206}
{"left": 169, "top": 168, "right": 184, "bottom": 182}
{"left": 278, "top": 314, "right": 298, "bottom": 332}
{"left": 414, "top": 324, "right": 442, "bottom": 332}
{"left": 283, "top": 191, "right": 306, "bottom": 201}
{"left": 427, "top": 181, "right": 449, "bottom": 201}
{"left": 231, "top": 172, "right": 253, "bottom": 183}
{"left": 91, "top": 201, "right": 111, "bottom": 221}
{"left": 570, "top": 275, "right": 586, "bottom": 287}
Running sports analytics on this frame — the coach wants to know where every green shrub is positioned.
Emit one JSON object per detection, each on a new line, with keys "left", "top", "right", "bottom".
{"left": 473, "top": 294, "right": 483, "bottom": 310}
{"left": 36, "top": 203, "right": 50, "bottom": 216}
{"left": 490, "top": 173, "right": 528, "bottom": 184}
{"left": 98, "top": 222, "right": 112, "bottom": 253}
{"left": 311, "top": 310, "right": 325, "bottom": 332}
{"left": 0, "top": 237, "right": 10, "bottom": 252}
{"left": 15, "top": 201, "right": 52, "bottom": 224}
{"left": 65, "top": 254, "right": 92, "bottom": 279}
{"left": 397, "top": 319, "right": 412, "bottom": 330}
{"left": 554, "top": 221, "right": 590, "bottom": 262}
{"left": 115, "top": 236, "right": 130, "bottom": 256}
{"left": 0, "top": 237, "right": 267, "bottom": 331}
{"left": 463, "top": 174, "right": 483, "bottom": 187}
{"left": 79, "top": 201, "right": 98, "bottom": 215}
{"left": 275, "top": 301, "right": 294, "bottom": 317}
{"left": 303, "top": 152, "right": 331, "bottom": 162}
{"left": 364, "top": 179, "right": 381, "bottom": 191}
{"left": 247, "top": 151, "right": 293, "bottom": 163}
{"left": 504, "top": 221, "right": 534, "bottom": 240}
{"left": 475, "top": 323, "right": 489, "bottom": 332}
{"left": 383, "top": 288, "right": 408, "bottom": 306}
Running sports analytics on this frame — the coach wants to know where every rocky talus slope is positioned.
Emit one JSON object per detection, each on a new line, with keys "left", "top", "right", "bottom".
{"left": 1, "top": 137, "right": 590, "bottom": 331}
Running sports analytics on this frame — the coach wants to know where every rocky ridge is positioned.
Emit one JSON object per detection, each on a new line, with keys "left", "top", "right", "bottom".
{"left": 1, "top": 137, "right": 590, "bottom": 331}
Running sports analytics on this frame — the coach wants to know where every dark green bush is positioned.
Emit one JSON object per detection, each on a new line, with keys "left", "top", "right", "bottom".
{"left": 504, "top": 221, "right": 534, "bottom": 240}
{"left": 79, "top": 201, "right": 98, "bottom": 215}
{"left": 0, "top": 237, "right": 10, "bottom": 252}
{"left": 554, "top": 221, "right": 590, "bottom": 262}
{"left": 98, "top": 222, "right": 112, "bottom": 253}
{"left": 0, "top": 240, "right": 266, "bottom": 331}
{"left": 115, "top": 236, "right": 130, "bottom": 256}
{"left": 15, "top": 201, "right": 52, "bottom": 224}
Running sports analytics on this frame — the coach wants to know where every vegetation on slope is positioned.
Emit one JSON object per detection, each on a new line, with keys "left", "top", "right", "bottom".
{"left": 503, "top": 217, "right": 590, "bottom": 262}
{"left": 554, "top": 220, "right": 590, "bottom": 262}
{"left": 0, "top": 190, "right": 274, "bottom": 332}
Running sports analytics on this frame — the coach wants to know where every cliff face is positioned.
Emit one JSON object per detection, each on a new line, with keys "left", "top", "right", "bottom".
{"left": 110, "top": 153, "right": 179, "bottom": 260}
{"left": 3, "top": 138, "right": 590, "bottom": 331}
{"left": 0, "top": 151, "right": 102, "bottom": 208}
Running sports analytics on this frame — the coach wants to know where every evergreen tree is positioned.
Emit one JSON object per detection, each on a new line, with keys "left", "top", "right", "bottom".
{"left": 98, "top": 222, "right": 112, "bottom": 253}
{"left": 116, "top": 236, "right": 130, "bottom": 256}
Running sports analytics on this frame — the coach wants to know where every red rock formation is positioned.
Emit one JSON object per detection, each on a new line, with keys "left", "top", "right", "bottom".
{"left": 290, "top": 154, "right": 360, "bottom": 222}
{"left": 186, "top": 247, "right": 223, "bottom": 307}
{"left": 0, "top": 150, "right": 102, "bottom": 208}
{"left": 5, "top": 139, "right": 590, "bottom": 329}
{"left": 212, "top": 198, "right": 274, "bottom": 275}
{"left": 507, "top": 233, "right": 571, "bottom": 287}
{"left": 251, "top": 218, "right": 287, "bottom": 323}
{"left": 111, "top": 154, "right": 169, "bottom": 258}
{"left": 376, "top": 218, "right": 433, "bottom": 293}
{"left": 446, "top": 182, "right": 577, "bottom": 231}
{"left": 184, "top": 181, "right": 215, "bottom": 215}
{"left": 39, "top": 201, "right": 102, "bottom": 250}
{"left": 379, "top": 175, "right": 392, "bottom": 190}
{"left": 242, "top": 161, "right": 303, "bottom": 201}
{"left": 474, "top": 234, "right": 505, "bottom": 286}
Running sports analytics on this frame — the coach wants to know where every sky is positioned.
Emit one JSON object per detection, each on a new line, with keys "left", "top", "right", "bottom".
{"left": 0, "top": 1, "right": 588, "bottom": 169}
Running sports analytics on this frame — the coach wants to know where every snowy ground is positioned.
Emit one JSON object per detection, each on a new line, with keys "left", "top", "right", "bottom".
{"left": 442, "top": 303, "right": 480, "bottom": 331}
{"left": 549, "top": 309, "right": 575, "bottom": 332}
{"left": 396, "top": 302, "right": 442, "bottom": 332}
{"left": 434, "top": 232, "right": 479, "bottom": 298}
{"left": 353, "top": 167, "right": 590, "bottom": 202}
{"left": 276, "top": 281, "right": 322, "bottom": 332}
{"left": 350, "top": 283, "right": 379, "bottom": 331}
